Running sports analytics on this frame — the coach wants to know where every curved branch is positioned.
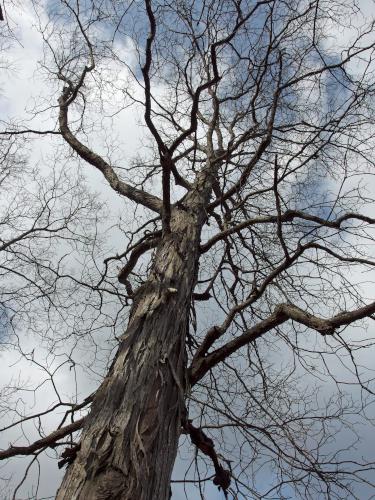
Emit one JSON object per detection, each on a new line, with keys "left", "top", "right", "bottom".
{"left": 182, "top": 420, "right": 231, "bottom": 493}
{"left": 189, "top": 302, "right": 375, "bottom": 385}
{"left": 58, "top": 98, "right": 162, "bottom": 214}
{"left": 201, "top": 211, "right": 375, "bottom": 253}
{"left": 194, "top": 245, "right": 305, "bottom": 360}
{"left": 118, "top": 234, "right": 160, "bottom": 286}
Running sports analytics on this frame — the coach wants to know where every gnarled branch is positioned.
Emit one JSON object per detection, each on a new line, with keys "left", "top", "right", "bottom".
{"left": 58, "top": 98, "right": 162, "bottom": 214}
{"left": 190, "top": 301, "right": 375, "bottom": 384}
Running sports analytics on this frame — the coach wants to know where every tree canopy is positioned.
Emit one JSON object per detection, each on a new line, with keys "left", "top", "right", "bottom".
{"left": 1, "top": 1, "right": 375, "bottom": 499}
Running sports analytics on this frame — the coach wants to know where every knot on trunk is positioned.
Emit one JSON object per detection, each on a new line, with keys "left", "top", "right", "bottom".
{"left": 316, "top": 324, "right": 336, "bottom": 336}
{"left": 213, "top": 467, "right": 231, "bottom": 492}
{"left": 58, "top": 443, "right": 81, "bottom": 469}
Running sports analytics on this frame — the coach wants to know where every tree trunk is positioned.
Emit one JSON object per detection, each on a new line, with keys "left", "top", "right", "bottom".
{"left": 56, "top": 188, "right": 209, "bottom": 499}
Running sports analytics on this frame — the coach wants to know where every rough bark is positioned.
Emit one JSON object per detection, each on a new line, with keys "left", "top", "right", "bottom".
{"left": 56, "top": 175, "right": 212, "bottom": 500}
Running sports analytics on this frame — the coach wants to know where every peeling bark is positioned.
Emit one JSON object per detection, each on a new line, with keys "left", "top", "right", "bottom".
{"left": 56, "top": 179, "right": 212, "bottom": 499}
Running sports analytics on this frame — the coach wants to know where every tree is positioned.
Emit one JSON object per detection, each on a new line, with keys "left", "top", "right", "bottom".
{"left": 2, "top": 0, "right": 375, "bottom": 498}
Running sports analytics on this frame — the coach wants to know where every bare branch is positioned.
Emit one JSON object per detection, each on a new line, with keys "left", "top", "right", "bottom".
{"left": 201, "top": 211, "right": 375, "bottom": 253}
{"left": 0, "top": 419, "right": 84, "bottom": 461}
{"left": 58, "top": 98, "right": 162, "bottom": 213}
{"left": 190, "top": 301, "right": 375, "bottom": 384}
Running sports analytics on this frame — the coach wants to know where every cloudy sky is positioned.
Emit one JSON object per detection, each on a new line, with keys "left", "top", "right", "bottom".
{"left": 0, "top": 4, "right": 200, "bottom": 498}
{"left": 1, "top": 1, "right": 375, "bottom": 499}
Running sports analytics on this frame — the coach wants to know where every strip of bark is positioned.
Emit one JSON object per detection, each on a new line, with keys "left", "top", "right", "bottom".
{"left": 183, "top": 420, "right": 231, "bottom": 495}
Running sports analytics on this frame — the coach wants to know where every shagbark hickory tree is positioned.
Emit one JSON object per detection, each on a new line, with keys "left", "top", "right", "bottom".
{"left": 2, "top": 0, "right": 375, "bottom": 498}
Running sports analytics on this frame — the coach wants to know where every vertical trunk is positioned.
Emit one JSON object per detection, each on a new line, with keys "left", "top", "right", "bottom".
{"left": 56, "top": 192, "right": 208, "bottom": 499}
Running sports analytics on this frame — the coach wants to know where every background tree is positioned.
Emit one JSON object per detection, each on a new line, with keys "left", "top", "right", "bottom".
{"left": 2, "top": 0, "right": 375, "bottom": 498}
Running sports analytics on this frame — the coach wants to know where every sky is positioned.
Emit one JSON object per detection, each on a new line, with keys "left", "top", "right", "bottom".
{"left": 0, "top": 4, "right": 200, "bottom": 499}
{"left": 1, "top": 1, "right": 375, "bottom": 499}
{"left": 0, "top": 4, "right": 138, "bottom": 498}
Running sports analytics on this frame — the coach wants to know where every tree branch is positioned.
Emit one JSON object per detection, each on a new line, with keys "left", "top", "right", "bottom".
{"left": 190, "top": 302, "right": 375, "bottom": 385}
{"left": 58, "top": 97, "right": 162, "bottom": 214}
{"left": 182, "top": 420, "right": 231, "bottom": 494}
{"left": 201, "top": 211, "right": 375, "bottom": 253}
{"left": 118, "top": 233, "right": 161, "bottom": 287}
{"left": 0, "top": 418, "right": 84, "bottom": 460}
